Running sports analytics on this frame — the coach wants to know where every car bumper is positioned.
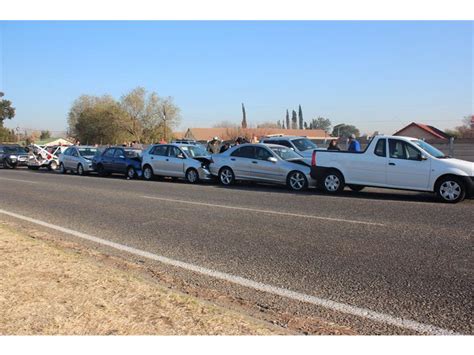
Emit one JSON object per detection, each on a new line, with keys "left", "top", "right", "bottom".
{"left": 197, "top": 167, "right": 213, "bottom": 180}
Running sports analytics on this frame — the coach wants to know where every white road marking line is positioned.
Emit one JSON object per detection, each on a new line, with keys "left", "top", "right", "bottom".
{"left": 0, "top": 208, "right": 458, "bottom": 335}
{"left": 0, "top": 176, "right": 39, "bottom": 184}
{"left": 142, "top": 195, "right": 385, "bottom": 226}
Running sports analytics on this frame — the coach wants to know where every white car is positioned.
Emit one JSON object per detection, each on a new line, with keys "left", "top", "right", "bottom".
{"left": 141, "top": 143, "right": 213, "bottom": 183}
{"left": 310, "top": 135, "right": 474, "bottom": 203}
{"left": 260, "top": 136, "right": 319, "bottom": 158}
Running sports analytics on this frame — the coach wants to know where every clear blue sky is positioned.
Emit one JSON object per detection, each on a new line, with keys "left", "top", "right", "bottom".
{"left": 0, "top": 21, "right": 472, "bottom": 135}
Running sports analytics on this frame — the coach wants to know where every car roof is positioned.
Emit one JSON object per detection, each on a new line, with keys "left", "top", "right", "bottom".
{"left": 262, "top": 136, "right": 307, "bottom": 140}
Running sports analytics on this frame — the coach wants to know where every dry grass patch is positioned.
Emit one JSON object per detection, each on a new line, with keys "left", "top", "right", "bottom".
{"left": 0, "top": 223, "right": 284, "bottom": 335}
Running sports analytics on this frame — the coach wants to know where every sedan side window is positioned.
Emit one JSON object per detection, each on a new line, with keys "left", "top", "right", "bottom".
{"left": 71, "top": 149, "right": 79, "bottom": 157}
{"left": 231, "top": 146, "right": 255, "bottom": 158}
{"left": 114, "top": 149, "right": 125, "bottom": 158}
{"left": 167, "top": 146, "right": 182, "bottom": 158}
{"left": 152, "top": 146, "right": 168, "bottom": 156}
{"left": 374, "top": 139, "right": 386, "bottom": 157}
{"left": 255, "top": 147, "right": 273, "bottom": 161}
{"left": 104, "top": 149, "right": 115, "bottom": 158}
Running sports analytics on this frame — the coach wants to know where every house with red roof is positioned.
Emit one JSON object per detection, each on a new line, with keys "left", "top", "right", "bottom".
{"left": 393, "top": 122, "right": 450, "bottom": 141}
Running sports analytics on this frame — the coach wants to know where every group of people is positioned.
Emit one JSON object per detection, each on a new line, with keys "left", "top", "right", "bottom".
{"left": 206, "top": 136, "right": 250, "bottom": 154}
{"left": 327, "top": 134, "right": 361, "bottom": 152}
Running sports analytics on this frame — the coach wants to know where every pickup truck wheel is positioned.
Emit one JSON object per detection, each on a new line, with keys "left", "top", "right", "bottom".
{"left": 59, "top": 163, "right": 66, "bottom": 174}
{"left": 320, "top": 170, "right": 345, "bottom": 194}
{"left": 287, "top": 171, "right": 308, "bottom": 191}
{"left": 186, "top": 168, "right": 200, "bottom": 184}
{"left": 436, "top": 177, "right": 466, "bottom": 203}
{"left": 348, "top": 184, "right": 365, "bottom": 192}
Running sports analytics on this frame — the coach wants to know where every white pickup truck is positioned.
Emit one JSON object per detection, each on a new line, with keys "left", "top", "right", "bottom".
{"left": 310, "top": 135, "right": 474, "bottom": 203}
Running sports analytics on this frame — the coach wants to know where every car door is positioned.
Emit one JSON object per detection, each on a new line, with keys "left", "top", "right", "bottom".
{"left": 69, "top": 148, "right": 80, "bottom": 169}
{"left": 386, "top": 139, "right": 431, "bottom": 190}
{"left": 161, "top": 146, "right": 186, "bottom": 177}
{"left": 101, "top": 148, "right": 115, "bottom": 170}
{"left": 148, "top": 145, "right": 170, "bottom": 175}
{"left": 251, "top": 147, "right": 284, "bottom": 182}
{"left": 112, "top": 148, "right": 128, "bottom": 173}
{"left": 229, "top": 146, "right": 255, "bottom": 179}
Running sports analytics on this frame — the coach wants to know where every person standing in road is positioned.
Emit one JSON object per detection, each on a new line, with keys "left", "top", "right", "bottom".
{"left": 347, "top": 134, "right": 361, "bottom": 152}
{"left": 327, "top": 139, "right": 341, "bottom": 151}
{"left": 207, "top": 137, "right": 221, "bottom": 154}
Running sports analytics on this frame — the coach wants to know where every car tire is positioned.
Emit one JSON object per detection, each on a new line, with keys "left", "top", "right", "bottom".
{"left": 218, "top": 167, "right": 235, "bottom": 186}
{"left": 126, "top": 166, "right": 136, "bottom": 179}
{"left": 287, "top": 170, "right": 308, "bottom": 191}
{"left": 77, "top": 163, "right": 85, "bottom": 176}
{"left": 348, "top": 184, "right": 365, "bottom": 192}
{"left": 4, "top": 159, "right": 15, "bottom": 169}
{"left": 143, "top": 165, "right": 154, "bottom": 181}
{"left": 48, "top": 161, "right": 58, "bottom": 171}
{"left": 319, "top": 170, "right": 345, "bottom": 194}
{"left": 59, "top": 163, "right": 66, "bottom": 174}
{"left": 185, "top": 168, "right": 199, "bottom": 184}
{"left": 436, "top": 176, "right": 466, "bottom": 203}
{"left": 97, "top": 164, "right": 108, "bottom": 177}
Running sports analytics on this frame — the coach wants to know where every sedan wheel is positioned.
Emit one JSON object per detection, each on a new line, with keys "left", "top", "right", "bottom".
{"left": 127, "top": 167, "right": 136, "bottom": 179}
{"left": 437, "top": 178, "right": 465, "bottom": 203}
{"left": 143, "top": 166, "right": 154, "bottom": 181}
{"left": 59, "top": 163, "right": 66, "bottom": 174}
{"left": 186, "top": 168, "right": 199, "bottom": 184}
{"left": 287, "top": 171, "right": 308, "bottom": 191}
{"left": 77, "top": 164, "right": 85, "bottom": 176}
{"left": 219, "top": 167, "right": 235, "bottom": 186}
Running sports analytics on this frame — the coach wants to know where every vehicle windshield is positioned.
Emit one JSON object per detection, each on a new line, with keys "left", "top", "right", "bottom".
{"left": 291, "top": 138, "right": 318, "bottom": 151}
{"left": 412, "top": 140, "right": 445, "bottom": 158}
{"left": 4, "top": 146, "right": 27, "bottom": 154}
{"left": 78, "top": 148, "right": 98, "bottom": 158}
{"left": 180, "top": 145, "right": 208, "bottom": 157}
{"left": 270, "top": 146, "right": 302, "bottom": 160}
{"left": 124, "top": 149, "right": 142, "bottom": 158}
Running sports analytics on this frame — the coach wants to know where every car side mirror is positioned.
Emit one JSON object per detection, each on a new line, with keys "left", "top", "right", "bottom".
{"left": 177, "top": 153, "right": 185, "bottom": 159}
{"left": 119, "top": 155, "right": 125, "bottom": 159}
{"left": 420, "top": 154, "right": 428, "bottom": 161}
{"left": 268, "top": 157, "right": 278, "bottom": 163}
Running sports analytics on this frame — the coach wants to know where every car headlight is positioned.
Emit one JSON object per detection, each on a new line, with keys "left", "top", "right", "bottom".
{"left": 9, "top": 155, "right": 17, "bottom": 160}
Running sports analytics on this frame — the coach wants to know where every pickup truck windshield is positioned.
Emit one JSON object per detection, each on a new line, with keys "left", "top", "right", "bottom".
{"left": 411, "top": 140, "right": 445, "bottom": 158}
{"left": 291, "top": 138, "right": 317, "bottom": 151}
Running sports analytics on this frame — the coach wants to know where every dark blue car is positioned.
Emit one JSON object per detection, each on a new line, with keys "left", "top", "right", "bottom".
{"left": 92, "top": 147, "right": 143, "bottom": 179}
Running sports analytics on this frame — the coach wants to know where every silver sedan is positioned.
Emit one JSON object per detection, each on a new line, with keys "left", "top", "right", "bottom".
{"left": 59, "top": 146, "right": 100, "bottom": 175}
{"left": 141, "top": 143, "right": 213, "bottom": 183}
{"left": 209, "top": 143, "right": 316, "bottom": 191}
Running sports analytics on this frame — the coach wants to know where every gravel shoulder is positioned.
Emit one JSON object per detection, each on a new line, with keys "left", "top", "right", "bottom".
{"left": 0, "top": 221, "right": 286, "bottom": 335}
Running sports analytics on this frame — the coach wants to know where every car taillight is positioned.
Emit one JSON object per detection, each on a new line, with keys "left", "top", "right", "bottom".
{"left": 311, "top": 150, "right": 316, "bottom": 166}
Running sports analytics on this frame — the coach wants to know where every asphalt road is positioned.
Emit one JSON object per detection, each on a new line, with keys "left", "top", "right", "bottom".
{"left": 0, "top": 168, "right": 472, "bottom": 334}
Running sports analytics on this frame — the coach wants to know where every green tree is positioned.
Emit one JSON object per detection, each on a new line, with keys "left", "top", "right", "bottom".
{"left": 40, "top": 130, "right": 51, "bottom": 140}
{"left": 332, "top": 123, "right": 360, "bottom": 138}
{"left": 0, "top": 127, "right": 16, "bottom": 142}
{"left": 291, "top": 110, "right": 297, "bottom": 129}
{"left": 285, "top": 109, "right": 290, "bottom": 130}
{"left": 120, "top": 87, "right": 180, "bottom": 143}
{"left": 241, "top": 103, "right": 247, "bottom": 129}
{"left": 0, "top": 92, "right": 15, "bottom": 126}
{"left": 298, "top": 105, "right": 303, "bottom": 129}
{"left": 309, "top": 117, "right": 332, "bottom": 131}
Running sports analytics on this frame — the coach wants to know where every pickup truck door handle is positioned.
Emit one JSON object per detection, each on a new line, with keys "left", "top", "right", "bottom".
{"left": 252, "top": 161, "right": 258, "bottom": 164}
{"left": 389, "top": 162, "right": 396, "bottom": 166}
